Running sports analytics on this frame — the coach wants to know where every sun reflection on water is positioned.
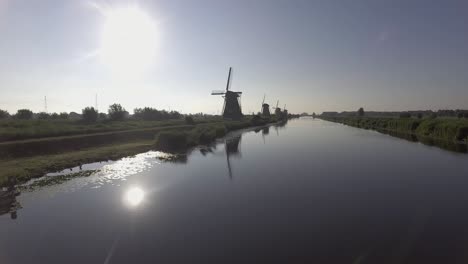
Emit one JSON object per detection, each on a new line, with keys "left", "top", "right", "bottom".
{"left": 124, "top": 187, "right": 145, "bottom": 207}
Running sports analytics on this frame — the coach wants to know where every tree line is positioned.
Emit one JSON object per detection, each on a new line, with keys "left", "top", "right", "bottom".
{"left": 0, "top": 104, "right": 183, "bottom": 123}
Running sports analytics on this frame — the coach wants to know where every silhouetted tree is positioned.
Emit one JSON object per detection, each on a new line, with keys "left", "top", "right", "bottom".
{"left": 59, "top": 112, "right": 69, "bottom": 119}
{"left": 37, "top": 112, "right": 50, "bottom": 120}
{"left": 15, "top": 109, "right": 33, "bottom": 120}
{"left": 312, "top": 112, "right": 316, "bottom": 118}
{"left": 108, "top": 104, "right": 126, "bottom": 121}
{"left": 417, "top": 113, "right": 423, "bottom": 119}
{"left": 98, "top": 113, "right": 107, "bottom": 120}
{"left": 82, "top": 107, "right": 98, "bottom": 123}
{"left": 0, "top": 109, "right": 10, "bottom": 119}
{"left": 134, "top": 107, "right": 182, "bottom": 121}
{"left": 357, "top": 107, "right": 364, "bottom": 117}
{"left": 464, "top": 113, "right": 468, "bottom": 119}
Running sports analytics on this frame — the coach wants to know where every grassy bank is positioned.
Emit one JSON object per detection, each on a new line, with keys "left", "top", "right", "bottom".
{"left": 320, "top": 116, "right": 468, "bottom": 143}
{"left": 0, "top": 116, "right": 277, "bottom": 186}
{"left": 0, "top": 117, "right": 224, "bottom": 142}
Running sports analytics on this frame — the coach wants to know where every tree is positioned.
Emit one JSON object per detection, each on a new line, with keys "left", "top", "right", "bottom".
{"left": 0, "top": 109, "right": 10, "bottom": 119}
{"left": 417, "top": 113, "right": 423, "bottom": 119}
{"left": 15, "top": 109, "right": 33, "bottom": 120}
{"left": 464, "top": 113, "right": 468, "bottom": 119}
{"left": 108, "top": 104, "right": 127, "bottom": 121}
{"left": 457, "top": 112, "right": 463, "bottom": 119}
{"left": 357, "top": 107, "right": 364, "bottom": 117}
{"left": 37, "top": 112, "right": 50, "bottom": 120}
{"left": 59, "top": 112, "right": 69, "bottom": 119}
{"left": 82, "top": 107, "right": 98, "bottom": 123}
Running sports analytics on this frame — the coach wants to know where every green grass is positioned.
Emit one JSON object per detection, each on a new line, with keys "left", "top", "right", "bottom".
{"left": 0, "top": 117, "right": 225, "bottom": 142}
{"left": 321, "top": 116, "right": 468, "bottom": 142}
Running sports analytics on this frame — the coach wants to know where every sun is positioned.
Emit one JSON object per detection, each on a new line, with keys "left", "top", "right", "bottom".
{"left": 99, "top": 6, "right": 157, "bottom": 74}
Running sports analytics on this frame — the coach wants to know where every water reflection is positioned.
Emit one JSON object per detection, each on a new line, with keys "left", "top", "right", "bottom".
{"left": 124, "top": 187, "right": 145, "bottom": 207}
{"left": 225, "top": 135, "right": 242, "bottom": 179}
{"left": 0, "top": 177, "right": 22, "bottom": 220}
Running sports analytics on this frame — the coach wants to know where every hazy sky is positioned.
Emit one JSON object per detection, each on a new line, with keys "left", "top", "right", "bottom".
{"left": 1, "top": 0, "right": 468, "bottom": 114}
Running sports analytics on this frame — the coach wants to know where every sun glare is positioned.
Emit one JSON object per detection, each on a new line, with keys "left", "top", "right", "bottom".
{"left": 124, "top": 187, "right": 145, "bottom": 207}
{"left": 99, "top": 6, "right": 157, "bottom": 74}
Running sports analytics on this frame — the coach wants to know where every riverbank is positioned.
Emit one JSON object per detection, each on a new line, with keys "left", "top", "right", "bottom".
{"left": 320, "top": 116, "right": 468, "bottom": 145}
{"left": 0, "top": 116, "right": 281, "bottom": 186}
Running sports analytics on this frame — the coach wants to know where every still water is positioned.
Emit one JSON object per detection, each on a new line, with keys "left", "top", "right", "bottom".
{"left": 2, "top": 118, "right": 468, "bottom": 263}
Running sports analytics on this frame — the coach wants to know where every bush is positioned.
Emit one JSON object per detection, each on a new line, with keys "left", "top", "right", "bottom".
{"left": 59, "top": 112, "right": 69, "bottom": 119}
{"left": 457, "top": 113, "right": 463, "bottom": 119}
{"left": 464, "top": 113, "right": 468, "bottom": 119}
{"left": 185, "top": 116, "right": 195, "bottom": 125}
{"left": 155, "top": 131, "right": 188, "bottom": 150}
{"left": 417, "top": 113, "right": 423, "bottom": 119}
{"left": 456, "top": 127, "right": 468, "bottom": 141}
{"left": 134, "top": 107, "right": 182, "bottom": 121}
{"left": 15, "top": 109, "right": 33, "bottom": 120}
{"left": 0, "top": 109, "right": 10, "bottom": 119}
{"left": 82, "top": 107, "right": 98, "bottom": 123}
{"left": 37, "top": 112, "right": 50, "bottom": 120}
{"left": 108, "top": 104, "right": 127, "bottom": 121}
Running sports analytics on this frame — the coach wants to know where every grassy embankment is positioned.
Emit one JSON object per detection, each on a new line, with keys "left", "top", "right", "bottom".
{"left": 320, "top": 116, "right": 468, "bottom": 143}
{"left": 0, "top": 116, "right": 277, "bottom": 186}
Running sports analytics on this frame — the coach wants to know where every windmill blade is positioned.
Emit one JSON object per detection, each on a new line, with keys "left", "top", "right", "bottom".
{"left": 225, "top": 67, "right": 232, "bottom": 92}
{"left": 276, "top": 100, "right": 279, "bottom": 109}
{"left": 262, "top": 94, "right": 265, "bottom": 105}
{"left": 211, "top": 90, "right": 225, "bottom": 95}
{"left": 234, "top": 92, "right": 242, "bottom": 95}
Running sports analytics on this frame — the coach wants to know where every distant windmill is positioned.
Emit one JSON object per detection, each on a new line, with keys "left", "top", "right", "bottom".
{"left": 283, "top": 104, "right": 288, "bottom": 117}
{"left": 261, "top": 94, "right": 270, "bottom": 117}
{"left": 211, "top": 67, "right": 243, "bottom": 120}
{"left": 274, "top": 100, "right": 282, "bottom": 116}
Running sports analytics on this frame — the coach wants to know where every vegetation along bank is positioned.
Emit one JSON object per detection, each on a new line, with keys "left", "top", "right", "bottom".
{"left": 320, "top": 116, "right": 468, "bottom": 144}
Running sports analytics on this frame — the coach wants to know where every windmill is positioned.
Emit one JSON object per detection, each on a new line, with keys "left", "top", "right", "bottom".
{"left": 211, "top": 67, "right": 243, "bottom": 120}
{"left": 261, "top": 94, "right": 270, "bottom": 117}
{"left": 274, "top": 100, "right": 282, "bottom": 116}
{"left": 283, "top": 104, "right": 288, "bottom": 118}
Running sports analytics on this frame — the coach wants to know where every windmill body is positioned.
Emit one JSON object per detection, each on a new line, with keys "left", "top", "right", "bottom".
{"left": 261, "top": 94, "right": 270, "bottom": 117}
{"left": 212, "top": 67, "right": 243, "bottom": 120}
{"left": 274, "top": 100, "right": 282, "bottom": 116}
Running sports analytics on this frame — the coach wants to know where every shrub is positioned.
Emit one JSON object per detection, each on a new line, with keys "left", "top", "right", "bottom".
{"left": 417, "top": 113, "right": 423, "bottom": 119}
{"left": 185, "top": 116, "right": 195, "bottom": 125}
{"left": 37, "top": 112, "right": 50, "bottom": 120}
{"left": 0, "top": 109, "right": 10, "bottom": 119}
{"left": 134, "top": 107, "right": 182, "bottom": 121}
{"left": 457, "top": 113, "right": 463, "bottom": 119}
{"left": 15, "top": 109, "right": 33, "bottom": 120}
{"left": 82, "top": 107, "right": 98, "bottom": 123}
{"left": 59, "top": 112, "right": 69, "bottom": 119}
{"left": 155, "top": 131, "right": 188, "bottom": 150}
{"left": 108, "top": 104, "right": 127, "bottom": 121}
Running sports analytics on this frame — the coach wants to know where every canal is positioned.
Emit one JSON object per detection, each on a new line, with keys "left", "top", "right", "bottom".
{"left": 2, "top": 118, "right": 468, "bottom": 263}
